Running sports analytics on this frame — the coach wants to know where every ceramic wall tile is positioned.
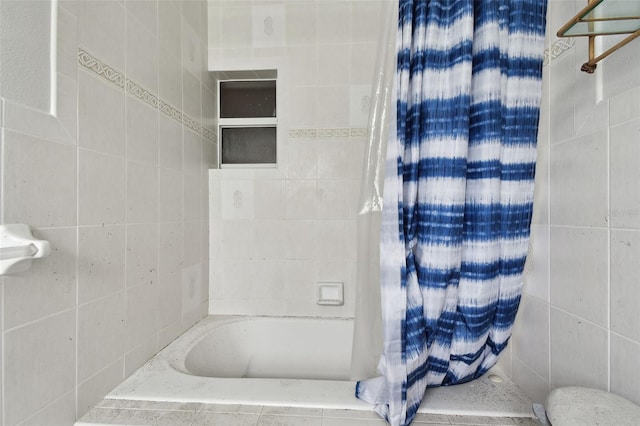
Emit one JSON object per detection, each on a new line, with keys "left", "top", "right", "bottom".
{"left": 602, "top": 35, "right": 640, "bottom": 101}
{"left": 184, "top": 130, "right": 203, "bottom": 176}
{"left": 125, "top": 282, "right": 158, "bottom": 351}
{"left": 126, "top": 14, "right": 158, "bottom": 92}
{"left": 126, "top": 96, "right": 158, "bottom": 165}
{"left": 286, "top": 180, "right": 317, "bottom": 220}
{"left": 512, "top": 295, "right": 549, "bottom": 379}
{"left": 316, "top": 86, "right": 350, "bottom": 128}
{"left": 183, "top": 221, "right": 203, "bottom": 267}
{"left": 183, "top": 19, "right": 203, "bottom": 82}
{"left": 610, "top": 334, "right": 640, "bottom": 406}
{"left": 159, "top": 49, "right": 183, "bottom": 112}
{"left": 610, "top": 230, "right": 640, "bottom": 342}
{"left": 79, "top": 149, "right": 126, "bottom": 225}
{"left": 78, "top": 0, "right": 125, "bottom": 71}
{"left": 182, "top": 262, "right": 203, "bottom": 321}
{"left": 76, "top": 359, "right": 124, "bottom": 419}
{"left": 207, "top": 5, "right": 220, "bottom": 49}
{"left": 182, "top": 0, "right": 202, "bottom": 39}
{"left": 158, "top": 113, "right": 184, "bottom": 171}
{"left": 221, "top": 180, "right": 254, "bottom": 220}
{"left": 56, "top": 74, "right": 79, "bottom": 142}
{"left": 317, "top": 180, "right": 349, "bottom": 220}
{"left": 78, "top": 225, "right": 126, "bottom": 304}
{"left": 4, "top": 227, "right": 77, "bottom": 330}
{"left": 317, "top": 2, "right": 349, "bottom": 44}
{"left": 57, "top": 6, "right": 79, "bottom": 80}
{"left": 127, "top": 161, "right": 159, "bottom": 224}
{"left": 78, "top": 68, "right": 126, "bottom": 158}
{"left": 219, "top": 6, "right": 252, "bottom": 49}
{"left": 317, "top": 139, "right": 350, "bottom": 179}
{"left": 512, "top": 359, "right": 549, "bottom": 405}
{"left": 3, "top": 311, "right": 75, "bottom": 426}
{"left": 550, "top": 226, "right": 608, "bottom": 326}
{"left": 184, "top": 173, "right": 203, "bottom": 222}
{"left": 549, "top": 130, "right": 608, "bottom": 227}
{"left": 286, "top": 139, "right": 318, "bottom": 179}
{"left": 285, "top": 4, "right": 316, "bottom": 46}
{"left": 1, "top": 0, "right": 212, "bottom": 423}
{"left": 548, "top": 51, "right": 575, "bottom": 144}
{"left": 159, "top": 168, "right": 183, "bottom": 223}
{"left": 289, "top": 86, "right": 318, "bottom": 128}
{"left": 318, "top": 44, "right": 350, "bottom": 86}
{"left": 350, "top": 43, "right": 377, "bottom": 86}
{"left": 522, "top": 225, "right": 549, "bottom": 303}
{"left": 252, "top": 4, "right": 285, "bottom": 48}
{"left": 158, "top": 0, "right": 182, "bottom": 60}
{"left": 610, "top": 117, "right": 640, "bottom": 229}
{"left": 19, "top": 390, "right": 76, "bottom": 426}
{"left": 253, "top": 220, "right": 287, "bottom": 260}
{"left": 610, "top": 86, "right": 640, "bottom": 126}
{"left": 126, "top": 223, "right": 158, "bottom": 288}
{"left": 287, "top": 46, "right": 318, "bottom": 87}
{"left": 549, "top": 308, "right": 608, "bottom": 390}
{"left": 1, "top": 130, "right": 77, "bottom": 227}
{"left": 125, "top": 0, "right": 157, "bottom": 37}
{"left": 254, "top": 179, "right": 286, "bottom": 219}
{"left": 158, "top": 222, "right": 183, "bottom": 328}
{"left": 183, "top": 71, "right": 202, "bottom": 122}
{"left": 77, "top": 292, "right": 125, "bottom": 382}
{"left": 124, "top": 336, "right": 157, "bottom": 378}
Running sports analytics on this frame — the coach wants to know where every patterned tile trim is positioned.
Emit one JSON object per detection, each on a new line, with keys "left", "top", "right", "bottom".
{"left": 350, "top": 128, "right": 368, "bottom": 137}
{"left": 79, "top": 48, "right": 210, "bottom": 138}
{"left": 202, "top": 127, "right": 217, "bottom": 143}
{"left": 126, "top": 79, "right": 158, "bottom": 108}
{"left": 158, "top": 99, "right": 183, "bottom": 124}
{"left": 543, "top": 37, "right": 575, "bottom": 66}
{"left": 183, "top": 114, "right": 201, "bottom": 134}
{"left": 288, "top": 129, "right": 317, "bottom": 138}
{"left": 78, "top": 48, "right": 125, "bottom": 89}
{"left": 289, "top": 128, "right": 368, "bottom": 139}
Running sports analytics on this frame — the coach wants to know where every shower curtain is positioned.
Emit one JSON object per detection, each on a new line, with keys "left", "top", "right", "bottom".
{"left": 355, "top": 1, "right": 548, "bottom": 425}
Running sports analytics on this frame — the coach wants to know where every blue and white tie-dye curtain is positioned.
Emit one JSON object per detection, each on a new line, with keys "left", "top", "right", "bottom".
{"left": 355, "top": 1, "right": 547, "bottom": 425}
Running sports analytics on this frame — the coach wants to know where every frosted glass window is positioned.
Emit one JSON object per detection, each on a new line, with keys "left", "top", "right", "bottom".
{"left": 221, "top": 127, "right": 277, "bottom": 164}
{"left": 220, "top": 80, "right": 276, "bottom": 118}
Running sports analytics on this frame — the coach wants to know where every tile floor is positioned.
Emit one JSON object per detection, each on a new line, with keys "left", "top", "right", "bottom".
{"left": 76, "top": 399, "right": 543, "bottom": 426}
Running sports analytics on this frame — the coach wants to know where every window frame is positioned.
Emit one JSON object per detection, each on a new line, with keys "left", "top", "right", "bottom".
{"left": 217, "top": 78, "right": 278, "bottom": 169}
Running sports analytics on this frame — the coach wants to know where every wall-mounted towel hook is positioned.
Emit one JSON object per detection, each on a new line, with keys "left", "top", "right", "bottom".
{"left": 0, "top": 224, "right": 51, "bottom": 275}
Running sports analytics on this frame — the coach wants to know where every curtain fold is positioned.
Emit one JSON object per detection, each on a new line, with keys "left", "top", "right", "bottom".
{"left": 355, "top": 1, "right": 548, "bottom": 425}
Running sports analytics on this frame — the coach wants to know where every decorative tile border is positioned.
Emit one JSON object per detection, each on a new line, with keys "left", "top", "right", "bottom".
{"left": 202, "top": 127, "right": 217, "bottom": 144}
{"left": 182, "top": 114, "right": 201, "bottom": 134}
{"left": 289, "top": 128, "right": 367, "bottom": 139}
{"left": 126, "top": 79, "right": 158, "bottom": 109}
{"left": 158, "top": 99, "right": 183, "bottom": 124}
{"left": 349, "top": 128, "right": 368, "bottom": 137}
{"left": 543, "top": 37, "right": 575, "bottom": 66}
{"left": 288, "top": 129, "right": 317, "bottom": 138}
{"left": 78, "top": 48, "right": 125, "bottom": 89}
{"left": 78, "top": 48, "right": 211, "bottom": 139}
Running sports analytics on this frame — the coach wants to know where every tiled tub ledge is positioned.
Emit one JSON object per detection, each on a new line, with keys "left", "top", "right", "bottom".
{"left": 76, "top": 399, "right": 542, "bottom": 426}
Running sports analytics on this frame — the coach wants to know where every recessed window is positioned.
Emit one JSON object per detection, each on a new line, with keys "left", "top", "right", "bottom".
{"left": 218, "top": 76, "right": 277, "bottom": 167}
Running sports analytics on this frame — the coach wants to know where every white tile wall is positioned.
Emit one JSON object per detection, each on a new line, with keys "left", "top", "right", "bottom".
{"left": 0, "top": 0, "right": 213, "bottom": 423}
{"left": 510, "top": 0, "right": 640, "bottom": 408}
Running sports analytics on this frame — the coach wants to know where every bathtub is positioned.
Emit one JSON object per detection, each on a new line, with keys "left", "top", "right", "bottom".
{"left": 107, "top": 315, "right": 535, "bottom": 417}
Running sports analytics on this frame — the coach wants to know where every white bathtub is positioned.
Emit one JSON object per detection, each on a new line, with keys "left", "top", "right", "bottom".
{"left": 107, "top": 315, "right": 535, "bottom": 417}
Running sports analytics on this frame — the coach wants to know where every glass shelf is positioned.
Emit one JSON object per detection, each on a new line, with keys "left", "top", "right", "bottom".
{"left": 559, "top": 0, "right": 640, "bottom": 37}
{"left": 557, "top": 0, "right": 640, "bottom": 73}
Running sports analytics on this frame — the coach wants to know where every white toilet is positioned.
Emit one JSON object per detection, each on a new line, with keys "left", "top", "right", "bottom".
{"left": 545, "top": 386, "right": 640, "bottom": 425}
